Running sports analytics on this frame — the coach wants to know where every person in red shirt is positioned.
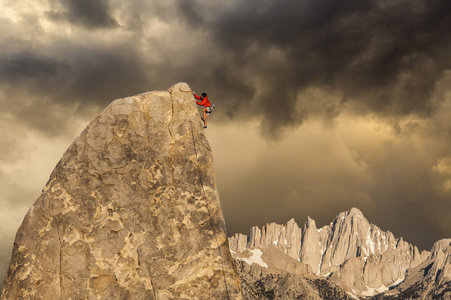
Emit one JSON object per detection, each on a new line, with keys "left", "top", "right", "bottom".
{"left": 193, "top": 92, "right": 212, "bottom": 128}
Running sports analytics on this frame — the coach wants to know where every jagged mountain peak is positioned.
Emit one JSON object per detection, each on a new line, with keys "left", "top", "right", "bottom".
{"left": 330, "top": 207, "right": 369, "bottom": 230}
{"left": 342, "top": 207, "right": 364, "bottom": 217}
{"left": 331, "top": 207, "right": 365, "bottom": 223}
{"left": 431, "top": 238, "right": 451, "bottom": 257}
{"left": 304, "top": 216, "right": 317, "bottom": 228}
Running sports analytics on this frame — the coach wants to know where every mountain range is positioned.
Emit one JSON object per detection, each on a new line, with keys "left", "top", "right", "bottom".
{"left": 229, "top": 208, "right": 451, "bottom": 299}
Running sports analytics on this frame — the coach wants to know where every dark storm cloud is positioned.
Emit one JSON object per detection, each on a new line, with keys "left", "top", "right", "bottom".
{"left": 0, "top": 51, "right": 73, "bottom": 136}
{"left": 176, "top": 0, "right": 451, "bottom": 134}
{"left": 3, "top": 0, "right": 450, "bottom": 138}
{"left": 0, "top": 38, "right": 151, "bottom": 136}
{"left": 48, "top": 0, "right": 118, "bottom": 29}
{"left": 0, "top": 52, "right": 66, "bottom": 81}
{"left": 63, "top": 46, "right": 150, "bottom": 106}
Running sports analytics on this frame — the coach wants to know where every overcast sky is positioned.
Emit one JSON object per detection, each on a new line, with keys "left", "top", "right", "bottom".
{"left": 1, "top": 0, "right": 451, "bottom": 286}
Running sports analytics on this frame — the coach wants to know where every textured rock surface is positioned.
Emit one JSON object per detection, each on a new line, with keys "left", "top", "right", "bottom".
{"left": 229, "top": 208, "right": 431, "bottom": 297}
{"left": 235, "top": 260, "right": 353, "bottom": 300}
{"left": 234, "top": 261, "right": 320, "bottom": 300}
{"left": 0, "top": 83, "right": 243, "bottom": 300}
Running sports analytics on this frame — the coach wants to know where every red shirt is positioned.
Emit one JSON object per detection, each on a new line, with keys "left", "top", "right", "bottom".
{"left": 194, "top": 94, "right": 211, "bottom": 107}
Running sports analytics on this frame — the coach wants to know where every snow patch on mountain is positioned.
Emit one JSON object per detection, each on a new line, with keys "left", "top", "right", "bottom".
{"left": 237, "top": 249, "right": 268, "bottom": 268}
{"left": 360, "top": 279, "right": 404, "bottom": 298}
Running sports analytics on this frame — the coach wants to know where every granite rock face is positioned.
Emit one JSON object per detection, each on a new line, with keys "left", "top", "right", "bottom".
{"left": 0, "top": 83, "right": 243, "bottom": 300}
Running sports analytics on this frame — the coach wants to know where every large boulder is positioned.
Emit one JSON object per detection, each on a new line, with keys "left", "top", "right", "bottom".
{"left": 0, "top": 83, "right": 244, "bottom": 300}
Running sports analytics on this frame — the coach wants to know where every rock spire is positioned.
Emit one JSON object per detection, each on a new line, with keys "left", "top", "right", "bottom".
{"left": 0, "top": 83, "right": 243, "bottom": 300}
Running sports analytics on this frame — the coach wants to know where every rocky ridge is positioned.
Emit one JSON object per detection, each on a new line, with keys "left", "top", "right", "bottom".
{"left": 377, "top": 238, "right": 451, "bottom": 299}
{"left": 229, "top": 208, "right": 450, "bottom": 299}
{"left": 1, "top": 83, "right": 243, "bottom": 300}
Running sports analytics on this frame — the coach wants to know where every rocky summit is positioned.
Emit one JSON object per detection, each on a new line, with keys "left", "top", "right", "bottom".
{"left": 0, "top": 83, "right": 244, "bottom": 300}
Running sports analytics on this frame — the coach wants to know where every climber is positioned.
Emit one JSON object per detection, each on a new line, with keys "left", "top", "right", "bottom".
{"left": 193, "top": 91, "right": 213, "bottom": 128}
